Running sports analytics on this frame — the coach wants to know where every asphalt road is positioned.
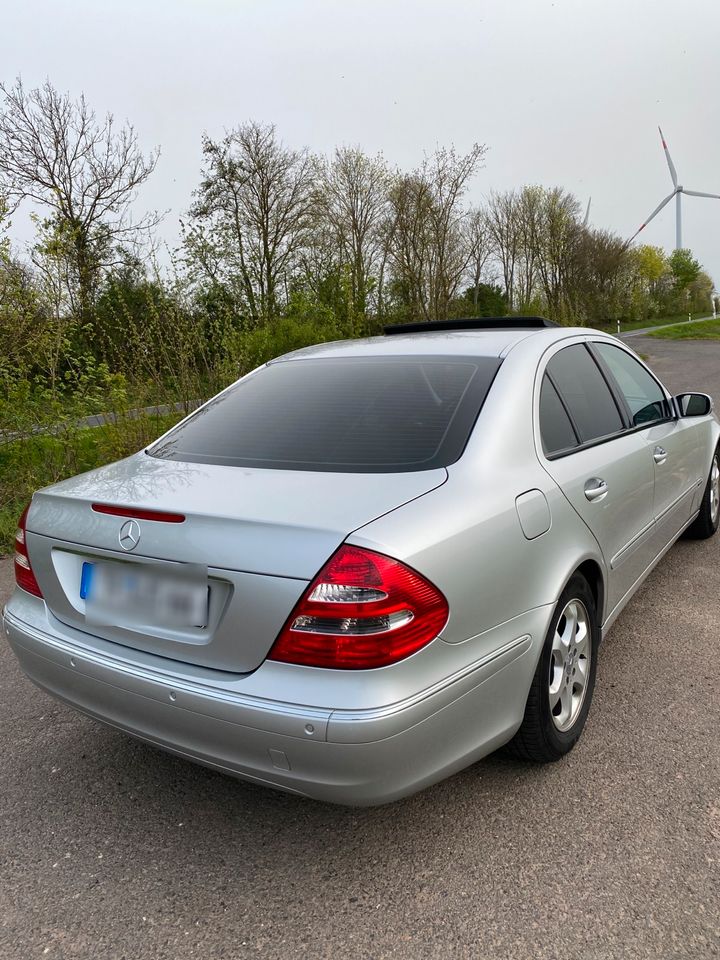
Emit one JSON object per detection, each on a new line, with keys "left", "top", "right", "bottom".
{"left": 1, "top": 337, "right": 719, "bottom": 960}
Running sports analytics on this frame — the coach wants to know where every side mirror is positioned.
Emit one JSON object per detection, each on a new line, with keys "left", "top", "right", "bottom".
{"left": 675, "top": 393, "right": 713, "bottom": 417}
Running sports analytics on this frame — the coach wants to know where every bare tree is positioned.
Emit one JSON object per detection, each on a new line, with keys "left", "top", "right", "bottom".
{"left": 534, "top": 188, "right": 582, "bottom": 319}
{"left": 485, "top": 190, "right": 521, "bottom": 311}
{"left": 386, "top": 170, "right": 432, "bottom": 319}
{"left": 189, "top": 122, "right": 314, "bottom": 322}
{"left": 0, "top": 78, "right": 159, "bottom": 324}
{"left": 314, "top": 147, "right": 389, "bottom": 317}
{"left": 463, "top": 205, "right": 493, "bottom": 310}
{"left": 387, "top": 144, "right": 486, "bottom": 320}
{"left": 515, "top": 185, "right": 545, "bottom": 309}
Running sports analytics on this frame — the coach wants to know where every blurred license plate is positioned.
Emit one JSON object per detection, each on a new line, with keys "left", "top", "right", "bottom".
{"left": 80, "top": 561, "right": 209, "bottom": 628}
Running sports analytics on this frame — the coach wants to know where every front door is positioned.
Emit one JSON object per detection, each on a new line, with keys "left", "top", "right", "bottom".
{"left": 591, "top": 342, "right": 699, "bottom": 547}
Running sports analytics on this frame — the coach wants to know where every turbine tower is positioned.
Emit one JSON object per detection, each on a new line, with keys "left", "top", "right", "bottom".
{"left": 630, "top": 127, "right": 720, "bottom": 249}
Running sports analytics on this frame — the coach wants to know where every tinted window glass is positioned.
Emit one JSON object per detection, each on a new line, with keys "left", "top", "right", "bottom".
{"left": 546, "top": 345, "right": 623, "bottom": 443}
{"left": 540, "top": 375, "right": 578, "bottom": 455}
{"left": 594, "top": 343, "right": 671, "bottom": 426}
{"left": 150, "top": 356, "right": 500, "bottom": 472}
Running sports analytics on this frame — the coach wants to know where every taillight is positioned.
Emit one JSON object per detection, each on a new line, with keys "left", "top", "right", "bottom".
{"left": 268, "top": 544, "right": 448, "bottom": 669}
{"left": 14, "top": 503, "right": 43, "bottom": 598}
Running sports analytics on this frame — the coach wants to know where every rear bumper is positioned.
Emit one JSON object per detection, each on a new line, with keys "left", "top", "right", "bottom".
{"left": 2, "top": 595, "right": 549, "bottom": 805}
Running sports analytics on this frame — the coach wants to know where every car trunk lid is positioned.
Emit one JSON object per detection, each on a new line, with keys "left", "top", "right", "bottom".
{"left": 24, "top": 453, "right": 446, "bottom": 672}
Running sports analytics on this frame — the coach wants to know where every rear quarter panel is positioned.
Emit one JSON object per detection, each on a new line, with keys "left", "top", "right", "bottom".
{"left": 349, "top": 340, "right": 607, "bottom": 662}
{"left": 350, "top": 465, "right": 602, "bottom": 653}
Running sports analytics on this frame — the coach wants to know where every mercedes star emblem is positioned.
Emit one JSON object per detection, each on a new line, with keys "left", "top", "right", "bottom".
{"left": 118, "top": 519, "right": 141, "bottom": 552}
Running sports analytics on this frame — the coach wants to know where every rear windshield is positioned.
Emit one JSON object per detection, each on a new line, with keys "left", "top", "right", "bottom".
{"left": 149, "top": 355, "right": 501, "bottom": 472}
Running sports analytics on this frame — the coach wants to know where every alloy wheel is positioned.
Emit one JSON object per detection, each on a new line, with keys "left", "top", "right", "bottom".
{"left": 548, "top": 599, "right": 592, "bottom": 732}
{"left": 710, "top": 457, "right": 719, "bottom": 526}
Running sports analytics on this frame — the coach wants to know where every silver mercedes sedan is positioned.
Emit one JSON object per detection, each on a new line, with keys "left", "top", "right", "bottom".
{"left": 4, "top": 318, "right": 719, "bottom": 805}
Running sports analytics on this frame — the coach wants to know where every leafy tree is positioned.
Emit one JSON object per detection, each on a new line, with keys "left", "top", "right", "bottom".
{"left": 0, "top": 199, "right": 42, "bottom": 386}
{"left": 688, "top": 270, "right": 713, "bottom": 313}
{"left": 458, "top": 283, "right": 508, "bottom": 317}
{"left": 571, "top": 229, "right": 634, "bottom": 323}
{"left": 669, "top": 248, "right": 701, "bottom": 290}
{"left": 94, "top": 258, "right": 169, "bottom": 371}
{"left": 634, "top": 245, "right": 667, "bottom": 293}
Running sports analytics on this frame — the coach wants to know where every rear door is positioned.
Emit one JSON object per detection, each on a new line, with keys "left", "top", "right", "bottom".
{"left": 538, "top": 342, "right": 656, "bottom": 613}
{"left": 591, "top": 341, "right": 700, "bottom": 547}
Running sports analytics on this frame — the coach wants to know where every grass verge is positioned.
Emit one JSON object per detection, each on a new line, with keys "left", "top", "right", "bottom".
{"left": 648, "top": 318, "right": 720, "bottom": 341}
{"left": 593, "top": 312, "right": 710, "bottom": 334}
{"left": 0, "top": 410, "right": 184, "bottom": 555}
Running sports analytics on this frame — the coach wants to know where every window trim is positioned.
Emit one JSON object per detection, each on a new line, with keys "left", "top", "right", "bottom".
{"left": 543, "top": 425, "right": 635, "bottom": 461}
{"left": 534, "top": 336, "right": 677, "bottom": 464}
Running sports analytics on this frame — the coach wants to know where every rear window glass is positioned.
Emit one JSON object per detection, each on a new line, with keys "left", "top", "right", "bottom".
{"left": 546, "top": 345, "right": 624, "bottom": 444}
{"left": 149, "top": 356, "right": 501, "bottom": 472}
{"left": 539, "top": 375, "right": 579, "bottom": 456}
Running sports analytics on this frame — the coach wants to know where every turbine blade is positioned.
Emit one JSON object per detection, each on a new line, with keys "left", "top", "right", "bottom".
{"left": 658, "top": 126, "right": 678, "bottom": 187}
{"left": 683, "top": 189, "right": 720, "bottom": 200}
{"left": 628, "top": 191, "right": 675, "bottom": 243}
{"left": 583, "top": 197, "right": 591, "bottom": 228}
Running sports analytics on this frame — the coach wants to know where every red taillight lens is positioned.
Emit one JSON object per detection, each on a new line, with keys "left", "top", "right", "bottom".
{"left": 268, "top": 545, "right": 448, "bottom": 669}
{"left": 14, "top": 503, "right": 43, "bottom": 598}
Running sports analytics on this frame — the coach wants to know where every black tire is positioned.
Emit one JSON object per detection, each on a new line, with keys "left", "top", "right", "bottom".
{"left": 506, "top": 574, "right": 599, "bottom": 763}
{"left": 683, "top": 445, "right": 720, "bottom": 540}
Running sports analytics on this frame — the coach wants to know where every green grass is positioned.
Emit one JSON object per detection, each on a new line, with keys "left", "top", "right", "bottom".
{"left": 647, "top": 317, "right": 720, "bottom": 341}
{"left": 593, "top": 312, "right": 710, "bottom": 334}
{"left": 0, "top": 410, "right": 184, "bottom": 555}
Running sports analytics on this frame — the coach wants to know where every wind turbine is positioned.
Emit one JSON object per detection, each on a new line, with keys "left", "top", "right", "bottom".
{"left": 630, "top": 127, "right": 720, "bottom": 249}
{"left": 583, "top": 197, "right": 591, "bottom": 228}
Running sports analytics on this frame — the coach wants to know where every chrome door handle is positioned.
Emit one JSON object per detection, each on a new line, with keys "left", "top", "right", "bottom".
{"left": 653, "top": 446, "right": 667, "bottom": 465}
{"left": 584, "top": 478, "right": 608, "bottom": 502}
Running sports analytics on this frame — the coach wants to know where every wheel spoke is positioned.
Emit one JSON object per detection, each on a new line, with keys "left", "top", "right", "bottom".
{"left": 574, "top": 621, "right": 589, "bottom": 657}
{"left": 549, "top": 677, "right": 562, "bottom": 713}
{"left": 561, "top": 603, "right": 577, "bottom": 646}
{"left": 549, "top": 648, "right": 564, "bottom": 698}
{"left": 551, "top": 625, "right": 568, "bottom": 660}
{"left": 576, "top": 654, "right": 589, "bottom": 685}
{"left": 559, "top": 682, "right": 573, "bottom": 726}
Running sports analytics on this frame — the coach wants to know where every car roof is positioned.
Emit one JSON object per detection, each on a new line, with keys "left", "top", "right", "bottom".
{"left": 272, "top": 326, "right": 598, "bottom": 362}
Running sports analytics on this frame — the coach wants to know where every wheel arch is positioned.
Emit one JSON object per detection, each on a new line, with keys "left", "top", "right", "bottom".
{"left": 574, "top": 558, "right": 605, "bottom": 628}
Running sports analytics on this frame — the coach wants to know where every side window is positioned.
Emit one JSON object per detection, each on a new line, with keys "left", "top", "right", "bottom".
{"left": 593, "top": 343, "right": 671, "bottom": 426}
{"left": 546, "top": 345, "right": 624, "bottom": 444}
{"left": 539, "top": 375, "right": 579, "bottom": 456}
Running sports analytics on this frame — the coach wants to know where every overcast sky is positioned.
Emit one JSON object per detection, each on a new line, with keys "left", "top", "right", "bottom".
{"left": 5, "top": 0, "right": 720, "bottom": 284}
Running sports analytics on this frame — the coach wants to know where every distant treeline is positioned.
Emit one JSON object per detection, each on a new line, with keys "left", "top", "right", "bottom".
{"left": 0, "top": 78, "right": 713, "bottom": 416}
